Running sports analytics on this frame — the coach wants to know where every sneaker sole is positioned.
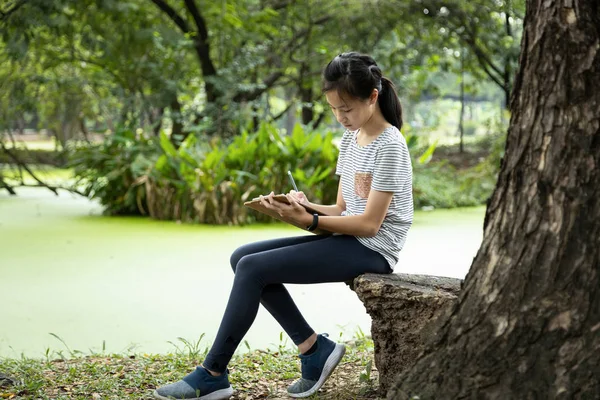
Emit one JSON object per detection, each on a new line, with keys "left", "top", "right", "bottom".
{"left": 153, "top": 386, "right": 234, "bottom": 400}
{"left": 288, "top": 343, "right": 346, "bottom": 398}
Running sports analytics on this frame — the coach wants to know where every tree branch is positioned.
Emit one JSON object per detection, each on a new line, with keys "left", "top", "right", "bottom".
{"left": 270, "top": 101, "right": 295, "bottom": 121}
{"left": 0, "top": 176, "right": 17, "bottom": 195}
{"left": 14, "top": 183, "right": 86, "bottom": 196}
{"left": 0, "top": 141, "right": 59, "bottom": 195}
{"left": 233, "top": 14, "right": 331, "bottom": 103}
{"left": 183, "top": 0, "right": 217, "bottom": 79}
{"left": 267, "top": 0, "right": 293, "bottom": 11}
{"left": 414, "top": 0, "right": 507, "bottom": 89}
{"left": 457, "top": 17, "right": 505, "bottom": 79}
{"left": 312, "top": 110, "right": 326, "bottom": 130}
{"left": 150, "top": 0, "right": 191, "bottom": 34}
{"left": 183, "top": 0, "right": 208, "bottom": 42}
{"left": 55, "top": 56, "right": 129, "bottom": 88}
{"left": 463, "top": 36, "right": 505, "bottom": 87}
{"left": 287, "top": 15, "right": 332, "bottom": 52}
{"left": 233, "top": 71, "right": 284, "bottom": 102}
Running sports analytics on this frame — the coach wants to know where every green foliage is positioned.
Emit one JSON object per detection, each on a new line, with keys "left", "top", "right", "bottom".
{"left": 413, "top": 131, "right": 505, "bottom": 209}
{"left": 413, "top": 161, "right": 496, "bottom": 209}
{"left": 69, "top": 128, "right": 157, "bottom": 215}
{"left": 69, "top": 123, "right": 339, "bottom": 224}
{"left": 0, "top": 0, "right": 524, "bottom": 142}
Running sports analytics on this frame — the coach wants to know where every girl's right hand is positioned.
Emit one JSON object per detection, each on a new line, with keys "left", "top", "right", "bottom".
{"left": 289, "top": 190, "right": 309, "bottom": 206}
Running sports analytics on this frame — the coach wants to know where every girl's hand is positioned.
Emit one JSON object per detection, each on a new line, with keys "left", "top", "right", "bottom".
{"left": 259, "top": 192, "right": 312, "bottom": 226}
{"left": 288, "top": 190, "right": 310, "bottom": 207}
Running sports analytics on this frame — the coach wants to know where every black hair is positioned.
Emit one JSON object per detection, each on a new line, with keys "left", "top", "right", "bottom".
{"left": 322, "top": 52, "right": 403, "bottom": 130}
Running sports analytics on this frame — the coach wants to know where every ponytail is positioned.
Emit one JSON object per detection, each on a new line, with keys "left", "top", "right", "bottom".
{"left": 378, "top": 77, "right": 403, "bottom": 130}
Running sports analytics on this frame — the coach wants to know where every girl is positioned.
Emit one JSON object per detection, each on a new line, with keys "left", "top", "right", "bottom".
{"left": 154, "top": 52, "right": 413, "bottom": 400}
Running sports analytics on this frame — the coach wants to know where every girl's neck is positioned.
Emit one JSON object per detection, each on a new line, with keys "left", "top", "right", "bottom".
{"left": 359, "top": 107, "right": 391, "bottom": 137}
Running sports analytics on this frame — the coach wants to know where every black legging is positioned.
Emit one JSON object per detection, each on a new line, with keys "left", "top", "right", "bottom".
{"left": 202, "top": 234, "right": 391, "bottom": 372}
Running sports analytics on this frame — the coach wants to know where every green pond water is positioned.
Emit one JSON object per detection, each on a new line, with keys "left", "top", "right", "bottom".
{"left": 0, "top": 188, "right": 484, "bottom": 358}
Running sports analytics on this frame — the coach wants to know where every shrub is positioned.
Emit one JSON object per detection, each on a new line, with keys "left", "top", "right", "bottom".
{"left": 69, "top": 123, "right": 339, "bottom": 224}
{"left": 69, "top": 129, "right": 157, "bottom": 215}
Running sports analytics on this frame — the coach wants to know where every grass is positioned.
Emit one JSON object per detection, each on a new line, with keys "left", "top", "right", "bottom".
{"left": 0, "top": 336, "right": 379, "bottom": 400}
{"left": 0, "top": 335, "right": 381, "bottom": 400}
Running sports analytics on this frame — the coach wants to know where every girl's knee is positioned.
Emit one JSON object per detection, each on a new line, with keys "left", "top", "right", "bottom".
{"left": 230, "top": 247, "right": 244, "bottom": 273}
{"left": 230, "top": 244, "right": 253, "bottom": 273}
{"left": 235, "top": 254, "right": 261, "bottom": 277}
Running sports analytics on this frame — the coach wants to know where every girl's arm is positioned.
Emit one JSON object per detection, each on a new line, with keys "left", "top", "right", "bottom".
{"left": 304, "top": 181, "right": 346, "bottom": 216}
{"left": 265, "top": 187, "right": 392, "bottom": 237}
{"left": 311, "top": 189, "right": 393, "bottom": 237}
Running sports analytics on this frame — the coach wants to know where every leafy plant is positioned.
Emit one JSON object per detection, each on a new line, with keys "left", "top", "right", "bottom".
{"left": 68, "top": 128, "right": 157, "bottom": 216}
{"left": 70, "top": 122, "right": 339, "bottom": 224}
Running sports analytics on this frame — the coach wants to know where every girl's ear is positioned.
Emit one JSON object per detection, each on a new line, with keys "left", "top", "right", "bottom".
{"left": 370, "top": 89, "right": 379, "bottom": 105}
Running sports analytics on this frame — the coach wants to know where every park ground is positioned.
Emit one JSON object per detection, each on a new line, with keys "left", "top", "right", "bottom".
{"left": 0, "top": 337, "right": 380, "bottom": 399}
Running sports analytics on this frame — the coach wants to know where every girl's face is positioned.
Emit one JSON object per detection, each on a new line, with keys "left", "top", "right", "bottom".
{"left": 325, "top": 90, "right": 377, "bottom": 131}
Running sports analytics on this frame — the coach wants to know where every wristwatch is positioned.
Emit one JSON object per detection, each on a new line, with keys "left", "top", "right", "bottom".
{"left": 306, "top": 213, "right": 319, "bottom": 231}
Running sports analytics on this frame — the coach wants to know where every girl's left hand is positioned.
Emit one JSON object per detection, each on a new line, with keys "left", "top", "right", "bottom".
{"left": 259, "top": 192, "right": 312, "bottom": 226}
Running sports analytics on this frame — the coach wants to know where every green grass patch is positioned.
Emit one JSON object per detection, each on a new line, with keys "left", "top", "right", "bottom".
{"left": 0, "top": 336, "right": 381, "bottom": 399}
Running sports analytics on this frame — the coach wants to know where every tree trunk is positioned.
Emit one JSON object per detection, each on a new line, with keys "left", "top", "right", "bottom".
{"left": 299, "top": 63, "right": 314, "bottom": 125}
{"left": 389, "top": 1, "right": 600, "bottom": 399}
{"left": 504, "top": 0, "right": 513, "bottom": 110}
{"left": 301, "top": 85, "right": 314, "bottom": 126}
{"left": 458, "top": 49, "right": 465, "bottom": 154}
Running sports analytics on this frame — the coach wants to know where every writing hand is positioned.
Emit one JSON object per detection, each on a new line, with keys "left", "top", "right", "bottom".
{"left": 289, "top": 190, "right": 309, "bottom": 207}
{"left": 259, "top": 192, "right": 311, "bottom": 226}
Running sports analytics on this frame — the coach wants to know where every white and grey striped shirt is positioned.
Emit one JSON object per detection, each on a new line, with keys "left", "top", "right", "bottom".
{"left": 336, "top": 126, "right": 413, "bottom": 270}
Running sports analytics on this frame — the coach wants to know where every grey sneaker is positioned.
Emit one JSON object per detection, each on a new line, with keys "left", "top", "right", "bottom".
{"left": 287, "top": 333, "right": 346, "bottom": 398}
{"left": 154, "top": 366, "right": 234, "bottom": 400}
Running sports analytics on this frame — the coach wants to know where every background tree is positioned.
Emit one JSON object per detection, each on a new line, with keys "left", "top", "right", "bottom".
{"left": 1, "top": 0, "right": 523, "bottom": 141}
{"left": 398, "top": 0, "right": 524, "bottom": 109}
{"left": 1, "top": 0, "right": 524, "bottom": 206}
{"left": 389, "top": 0, "right": 600, "bottom": 397}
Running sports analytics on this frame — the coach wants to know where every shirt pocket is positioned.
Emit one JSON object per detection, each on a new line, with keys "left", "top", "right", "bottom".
{"left": 354, "top": 172, "right": 372, "bottom": 199}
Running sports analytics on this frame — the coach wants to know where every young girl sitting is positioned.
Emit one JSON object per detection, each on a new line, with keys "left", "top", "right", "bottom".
{"left": 154, "top": 51, "right": 413, "bottom": 400}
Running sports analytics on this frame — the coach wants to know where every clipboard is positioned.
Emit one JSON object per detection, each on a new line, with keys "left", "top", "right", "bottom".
{"left": 244, "top": 194, "right": 334, "bottom": 235}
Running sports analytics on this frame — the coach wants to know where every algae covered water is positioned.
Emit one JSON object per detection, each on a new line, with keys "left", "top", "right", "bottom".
{"left": 0, "top": 188, "right": 484, "bottom": 358}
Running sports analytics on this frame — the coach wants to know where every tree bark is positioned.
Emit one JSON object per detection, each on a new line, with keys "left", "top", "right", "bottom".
{"left": 458, "top": 49, "right": 465, "bottom": 154}
{"left": 389, "top": 0, "right": 600, "bottom": 399}
{"left": 299, "top": 63, "right": 314, "bottom": 125}
{"left": 504, "top": 0, "right": 514, "bottom": 110}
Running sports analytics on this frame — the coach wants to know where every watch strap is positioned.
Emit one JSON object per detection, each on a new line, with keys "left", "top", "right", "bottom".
{"left": 306, "top": 213, "right": 319, "bottom": 231}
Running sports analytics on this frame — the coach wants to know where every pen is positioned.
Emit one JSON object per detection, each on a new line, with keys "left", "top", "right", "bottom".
{"left": 287, "top": 170, "right": 299, "bottom": 192}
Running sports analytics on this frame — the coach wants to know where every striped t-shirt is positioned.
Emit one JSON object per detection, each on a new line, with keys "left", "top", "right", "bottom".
{"left": 335, "top": 126, "right": 413, "bottom": 270}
